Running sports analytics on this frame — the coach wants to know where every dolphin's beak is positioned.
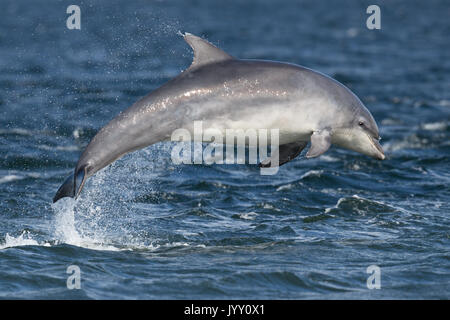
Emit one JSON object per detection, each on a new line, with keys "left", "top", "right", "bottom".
{"left": 369, "top": 135, "right": 385, "bottom": 160}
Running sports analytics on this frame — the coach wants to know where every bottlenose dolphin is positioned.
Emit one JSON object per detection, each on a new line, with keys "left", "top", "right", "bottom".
{"left": 53, "top": 33, "right": 385, "bottom": 203}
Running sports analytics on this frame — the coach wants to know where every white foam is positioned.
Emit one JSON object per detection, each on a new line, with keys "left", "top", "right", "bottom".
{"left": 383, "top": 135, "right": 427, "bottom": 152}
{"left": 175, "top": 230, "right": 199, "bottom": 237}
{"left": 301, "top": 170, "right": 323, "bottom": 179}
{"left": 422, "top": 122, "right": 447, "bottom": 131}
{"left": 73, "top": 128, "right": 81, "bottom": 139}
{"left": 0, "top": 172, "right": 42, "bottom": 184}
{"left": 0, "top": 175, "right": 24, "bottom": 184}
{"left": 319, "top": 155, "right": 339, "bottom": 162}
{"left": 276, "top": 183, "right": 293, "bottom": 191}
{"left": 346, "top": 28, "right": 359, "bottom": 38}
{"left": 239, "top": 212, "right": 258, "bottom": 220}
{"left": 0, "top": 231, "right": 49, "bottom": 250}
{"left": 0, "top": 128, "right": 33, "bottom": 136}
{"left": 263, "top": 203, "right": 280, "bottom": 211}
{"left": 438, "top": 100, "right": 450, "bottom": 107}
{"left": 325, "top": 196, "right": 347, "bottom": 213}
{"left": 37, "top": 144, "right": 79, "bottom": 151}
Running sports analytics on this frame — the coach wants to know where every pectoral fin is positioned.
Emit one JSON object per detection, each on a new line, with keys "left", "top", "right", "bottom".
{"left": 259, "top": 141, "right": 307, "bottom": 168}
{"left": 306, "top": 130, "right": 331, "bottom": 158}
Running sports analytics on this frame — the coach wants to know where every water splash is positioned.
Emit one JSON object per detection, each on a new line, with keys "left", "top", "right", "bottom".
{"left": 49, "top": 145, "right": 181, "bottom": 252}
{"left": 52, "top": 198, "right": 122, "bottom": 251}
{"left": 0, "top": 231, "right": 48, "bottom": 250}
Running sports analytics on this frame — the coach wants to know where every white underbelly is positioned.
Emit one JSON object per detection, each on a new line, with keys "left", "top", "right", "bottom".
{"left": 177, "top": 108, "right": 313, "bottom": 145}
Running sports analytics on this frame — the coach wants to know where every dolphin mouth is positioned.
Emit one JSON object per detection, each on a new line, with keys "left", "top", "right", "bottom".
{"left": 368, "top": 134, "right": 385, "bottom": 160}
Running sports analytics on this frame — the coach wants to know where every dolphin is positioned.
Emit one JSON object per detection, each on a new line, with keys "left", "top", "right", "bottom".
{"left": 53, "top": 33, "right": 385, "bottom": 203}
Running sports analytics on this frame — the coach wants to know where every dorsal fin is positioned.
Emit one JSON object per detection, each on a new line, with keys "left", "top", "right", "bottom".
{"left": 182, "top": 32, "right": 233, "bottom": 69}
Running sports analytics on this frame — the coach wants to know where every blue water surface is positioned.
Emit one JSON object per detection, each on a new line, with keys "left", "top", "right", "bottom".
{"left": 0, "top": 0, "right": 449, "bottom": 299}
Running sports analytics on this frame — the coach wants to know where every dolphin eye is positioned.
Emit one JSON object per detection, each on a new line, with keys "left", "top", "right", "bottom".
{"left": 358, "top": 121, "right": 364, "bottom": 126}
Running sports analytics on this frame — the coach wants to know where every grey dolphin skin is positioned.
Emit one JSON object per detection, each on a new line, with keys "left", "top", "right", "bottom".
{"left": 53, "top": 33, "right": 385, "bottom": 203}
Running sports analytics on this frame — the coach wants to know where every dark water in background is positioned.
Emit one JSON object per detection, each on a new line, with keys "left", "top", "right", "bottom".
{"left": 0, "top": 0, "right": 449, "bottom": 299}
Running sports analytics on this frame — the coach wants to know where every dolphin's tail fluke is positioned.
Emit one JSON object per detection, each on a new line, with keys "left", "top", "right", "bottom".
{"left": 53, "top": 165, "right": 87, "bottom": 203}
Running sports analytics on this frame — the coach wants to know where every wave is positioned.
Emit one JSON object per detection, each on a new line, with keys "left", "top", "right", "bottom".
{"left": 324, "top": 194, "right": 413, "bottom": 217}
{"left": 276, "top": 170, "right": 324, "bottom": 191}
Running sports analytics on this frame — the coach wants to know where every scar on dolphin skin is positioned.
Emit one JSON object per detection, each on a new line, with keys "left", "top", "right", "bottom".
{"left": 53, "top": 33, "right": 385, "bottom": 203}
